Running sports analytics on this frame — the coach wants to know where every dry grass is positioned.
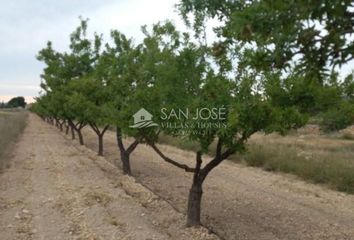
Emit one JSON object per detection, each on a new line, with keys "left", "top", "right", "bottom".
{"left": 158, "top": 129, "right": 354, "bottom": 194}
{"left": 235, "top": 133, "right": 354, "bottom": 193}
{"left": 340, "top": 132, "right": 354, "bottom": 140}
{"left": 236, "top": 143, "right": 354, "bottom": 193}
{"left": 0, "top": 110, "right": 28, "bottom": 171}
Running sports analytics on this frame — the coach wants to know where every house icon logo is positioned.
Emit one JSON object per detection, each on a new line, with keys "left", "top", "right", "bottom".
{"left": 130, "top": 108, "right": 159, "bottom": 128}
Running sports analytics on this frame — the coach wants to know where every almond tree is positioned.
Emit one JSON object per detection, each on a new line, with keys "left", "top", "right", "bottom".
{"left": 37, "top": 20, "right": 98, "bottom": 143}
{"left": 69, "top": 22, "right": 113, "bottom": 155}
{"left": 142, "top": 21, "right": 306, "bottom": 226}
{"left": 67, "top": 75, "right": 110, "bottom": 156}
{"left": 179, "top": 0, "right": 354, "bottom": 115}
{"left": 96, "top": 30, "right": 147, "bottom": 174}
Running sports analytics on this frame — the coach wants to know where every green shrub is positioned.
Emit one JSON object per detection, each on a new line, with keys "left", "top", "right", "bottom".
{"left": 320, "top": 102, "right": 354, "bottom": 132}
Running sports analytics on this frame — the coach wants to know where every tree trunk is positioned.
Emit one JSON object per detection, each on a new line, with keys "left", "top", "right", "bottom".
{"left": 186, "top": 180, "right": 203, "bottom": 227}
{"left": 98, "top": 134, "right": 103, "bottom": 156}
{"left": 59, "top": 122, "right": 63, "bottom": 132}
{"left": 89, "top": 124, "right": 109, "bottom": 156}
{"left": 77, "top": 129, "right": 84, "bottom": 145}
{"left": 186, "top": 151, "right": 204, "bottom": 227}
{"left": 121, "top": 151, "right": 131, "bottom": 175}
{"left": 116, "top": 127, "right": 138, "bottom": 176}
{"left": 68, "top": 120, "right": 76, "bottom": 140}
{"left": 71, "top": 126, "right": 75, "bottom": 139}
{"left": 65, "top": 124, "right": 69, "bottom": 135}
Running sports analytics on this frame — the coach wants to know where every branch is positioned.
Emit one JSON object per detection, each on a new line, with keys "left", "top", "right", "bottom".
{"left": 69, "top": 120, "right": 78, "bottom": 131}
{"left": 215, "top": 138, "right": 222, "bottom": 159}
{"left": 89, "top": 123, "right": 99, "bottom": 135}
{"left": 127, "top": 140, "right": 139, "bottom": 155}
{"left": 101, "top": 125, "right": 109, "bottom": 135}
{"left": 193, "top": 151, "right": 203, "bottom": 183}
{"left": 116, "top": 127, "right": 139, "bottom": 155}
{"left": 201, "top": 134, "right": 248, "bottom": 177}
{"left": 78, "top": 122, "right": 86, "bottom": 130}
{"left": 149, "top": 143, "right": 195, "bottom": 172}
{"left": 116, "top": 127, "right": 125, "bottom": 152}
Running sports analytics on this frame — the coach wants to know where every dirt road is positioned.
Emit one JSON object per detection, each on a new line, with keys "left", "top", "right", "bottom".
{"left": 0, "top": 114, "right": 217, "bottom": 240}
{"left": 81, "top": 126, "right": 354, "bottom": 240}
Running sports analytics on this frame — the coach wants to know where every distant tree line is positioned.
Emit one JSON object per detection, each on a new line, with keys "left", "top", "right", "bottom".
{"left": 0, "top": 96, "right": 26, "bottom": 108}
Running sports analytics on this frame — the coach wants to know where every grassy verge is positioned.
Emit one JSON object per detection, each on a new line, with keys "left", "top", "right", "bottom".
{"left": 158, "top": 133, "right": 354, "bottom": 194}
{"left": 237, "top": 144, "right": 354, "bottom": 193}
{"left": 0, "top": 110, "right": 28, "bottom": 172}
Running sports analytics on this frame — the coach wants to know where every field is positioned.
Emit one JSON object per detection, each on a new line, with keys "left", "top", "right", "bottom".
{"left": 0, "top": 110, "right": 27, "bottom": 171}
{"left": 0, "top": 114, "right": 354, "bottom": 239}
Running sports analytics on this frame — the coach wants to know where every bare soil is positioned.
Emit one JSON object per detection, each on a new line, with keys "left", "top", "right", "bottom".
{"left": 81, "top": 125, "right": 354, "bottom": 240}
{"left": 0, "top": 114, "right": 217, "bottom": 240}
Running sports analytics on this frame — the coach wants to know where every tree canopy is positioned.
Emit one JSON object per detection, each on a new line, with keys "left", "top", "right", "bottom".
{"left": 179, "top": 0, "right": 354, "bottom": 78}
{"left": 7, "top": 96, "right": 27, "bottom": 108}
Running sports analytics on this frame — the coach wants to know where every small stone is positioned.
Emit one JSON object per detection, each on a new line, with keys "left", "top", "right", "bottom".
{"left": 137, "top": 226, "right": 142, "bottom": 230}
{"left": 14, "top": 213, "right": 21, "bottom": 219}
{"left": 22, "top": 209, "right": 30, "bottom": 214}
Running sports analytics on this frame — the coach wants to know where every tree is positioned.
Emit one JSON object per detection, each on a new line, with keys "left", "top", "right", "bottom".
{"left": 96, "top": 30, "right": 145, "bottom": 174}
{"left": 130, "top": 21, "right": 306, "bottom": 226}
{"left": 67, "top": 21, "right": 112, "bottom": 156}
{"left": 179, "top": 0, "right": 354, "bottom": 116}
{"left": 71, "top": 75, "right": 111, "bottom": 156}
{"left": 37, "top": 19, "right": 102, "bottom": 145}
{"left": 174, "top": 0, "right": 354, "bottom": 225}
{"left": 150, "top": 72, "right": 305, "bottom": 226}
{"left": 7, "top": 96, "right": 26, "bottom": 108}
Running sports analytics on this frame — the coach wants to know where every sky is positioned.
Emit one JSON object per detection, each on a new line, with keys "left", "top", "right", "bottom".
{"left": 0, "top": 1, "right": 353, "bottom": 104}
{"left": 0, "top": 0, "right": 188, "bottom": 103}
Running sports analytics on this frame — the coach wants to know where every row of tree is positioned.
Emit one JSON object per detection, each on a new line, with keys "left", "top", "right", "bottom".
{"left": 31, "top": 0, "right": 354, "bottom": 227}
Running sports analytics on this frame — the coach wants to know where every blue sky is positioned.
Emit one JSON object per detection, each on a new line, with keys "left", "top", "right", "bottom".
{"left": 0, "top": 0, "right": 185, "bottom": 103}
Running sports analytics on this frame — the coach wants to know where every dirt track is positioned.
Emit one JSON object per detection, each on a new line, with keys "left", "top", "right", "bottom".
{"left": 0, "top": 114, "right": 217, "bottom": 240}
{"left": 81, "top": 124, "right": 354, "bottom": 240}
